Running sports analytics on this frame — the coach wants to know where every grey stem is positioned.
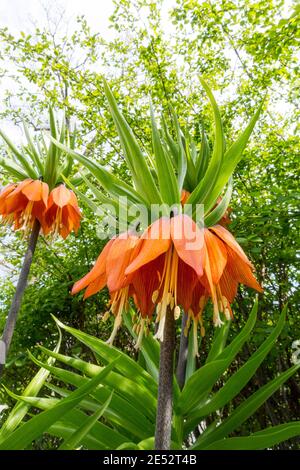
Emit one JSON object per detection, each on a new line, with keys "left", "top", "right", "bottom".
{"left": 0, "top": 219, "right": 40, "bottom": 379}
{"left": 155, "top": 308, "right": 175, "bottom": 450}
{"left": 176, "top": 312, "right": 189, "bottom": 390}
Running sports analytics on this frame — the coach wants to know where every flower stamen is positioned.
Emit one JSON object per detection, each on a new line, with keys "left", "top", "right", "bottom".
{"left": 106, "top": 286, "right": 129, "bottom": 346}
{"left": 154, "top": 248, "right": 179, "bottom": 341}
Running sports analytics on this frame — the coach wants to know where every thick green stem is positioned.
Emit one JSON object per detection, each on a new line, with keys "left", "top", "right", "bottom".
{"left": 0, "top": 219, "right": 40, "bottom": 379}
{"left": 155, "top": 309, "right": 175, "bottom": 450}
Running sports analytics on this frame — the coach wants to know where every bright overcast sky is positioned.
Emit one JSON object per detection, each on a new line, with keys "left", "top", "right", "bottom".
{"left": 0, "top": 0, "right": 115, "bottom": 35}
{"left": 0, "top": 0, "right": 177, "bottom": 37}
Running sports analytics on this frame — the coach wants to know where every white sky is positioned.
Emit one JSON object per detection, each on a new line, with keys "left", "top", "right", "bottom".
{"left": 0, "top": 0, "right": 115, "bottom": 35}
{"left": 0, "top": 0, "right": 177, "bottom": 36}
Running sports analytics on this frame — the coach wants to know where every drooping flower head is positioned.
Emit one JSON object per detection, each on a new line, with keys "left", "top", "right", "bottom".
{"left": 0, "top": 180, "right": 81, "bottom": 239}
{"left": 0, "top": 179, "right": 49, "bottom": 232}
{"left": 44, "top": 184, "right": 81, "bottom": 239}
{"left": 0, "top": 108, "right": 82, "bottom": 239}
{"left": 72, "top": 212, "right": 262, "bottom": 350}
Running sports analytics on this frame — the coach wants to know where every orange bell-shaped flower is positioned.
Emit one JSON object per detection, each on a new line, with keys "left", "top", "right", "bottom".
{"left": 0, "top": 179, "right": 49, "bottom": 232}
{"left": 45, "top": 185, "right": 81, "bottom": 239}
{"left": 72, "top": 214, "right": 262, "bottom": 350}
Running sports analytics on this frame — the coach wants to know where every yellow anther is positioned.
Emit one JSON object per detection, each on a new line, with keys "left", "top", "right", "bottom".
{"left": 102, "top": 311, "right": 110, "bottom": 322}
{"left": 174, "top": 305, "right": 181, "bottom": 320}
{"left": 224, "top": 308, "right": 231, "bottom": 320}
{"left": 151, "top": 290, "right": 159, "bottom": 303}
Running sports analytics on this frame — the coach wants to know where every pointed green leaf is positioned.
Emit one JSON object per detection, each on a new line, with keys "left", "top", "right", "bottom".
{"left": 193, "top": 364, "right": 299, "bottom": 448}
{"left": 61, "top": 174, "right": 98, "bottom": 212}
{"left": 187, "top": 79, "right": 224, "bottom": 210}
{"left": 195, "top": 124, "right": 210, "bottom": 181}
{"left": 0, "top": 156, "right": 29, "bottom": 180}
{"left": 45, "top": 380, "right": 153, "bottom": 440}
{"left": 161, "top": 115, "right": 179, "bottom": 168}
{"left": 36, "top": 346, "right": 156, "bottom": 422}
{"left": 185, "top": 321, "right": 197, "bottom": 384}
{"left": 58, "top": 392, "right": 113, "bottom": 450}
{"left": 8, "top": 394, "right": 127, "bottom": 449}
{"left": 22, "top": 122, "right": 44, "bottom": 174}
{"left": 203, "top": 422, "right": 300, "bottom": 450}
{"left": 179, "top": 300, "right": 258, "bottom": 414}
{"left": 150, "top": 102, "right": 180, "bottom": 204}
{"left": 0, "top": 129, "right": 38, "bottom": 179}
{"left": 172, "top": 111, "right": 187, "bottom": 191}
{"left": 184, "top": 305, "right": 286, "bottom": 435}
{"left": 51, "top": 138, "right": 148, "bottom": 206}
{"left": 205, "top": 320, "right": 231, "bottom": 363}
{"left": 204, "top": 178, "right": 233, "bottom": 226}
{"left": 204, "top": 101, "right": 264, "bottom": 213}
{"left": 0, "top": 358, "right": 119, "bottom": 450}
{"left": 123, "top": 310, "right": 159, "bottom": 383}
{"left": 44, "top": 106, "right": 59, "bottom": 187}
{"left": 0, "top": 331, "right": 62, "bottom": 442}
{"left": 103, "top": 79, "right": 162, "bottom": 205}
{"left": 51, "top": 315, "right": 157, "bottom": 396}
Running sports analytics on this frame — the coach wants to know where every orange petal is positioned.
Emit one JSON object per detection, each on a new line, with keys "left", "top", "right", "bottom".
{"left": 200, "top": 244, "right": 218, "bottom": 304}
{"left": 0, "top": 183, "right": 17, "bottom": 200}
{"left": 131, "top": 254, "right": 165, "bottom": 317}
{"left": 177, "top": 258, "right": 199, "bottom": 312}
{"left": 226, "top": 247, "right": 263, "bottom": 293}
{"left": 68, "top": 191, "right": 81, "bottom": 212}
{"left": 125, "top": 217, "right": 171, "bottom": 275}
{"left": 60, "top": 225, "right": 71, "bottom": 239}
{"left": 4, "top": 191, "right": 27, "bottom": 214}
{"left": 190, "top": 281, "right": 208, "bottom": 316}
{"left": 204, "top": 228, "right": 227, "bottom": 284}
{"left": 0, "top": 184, "right": 17, "bottom": 213}
{"left": 83, "top": 273, "right": 107, "bottom": 299}
{"left": 65, "top": 205, "right": 81, "bottom": 232}
{"left": 32, "top": 200, "right": 48, "bottom": 223}
{"left": 22, "top": 180, "right": 43, "bottom": 202}
{"left": 44, "top": 204, "right": 58, "bottom": 226}
{"left": 210, "top": 225, "right": 252, "bottom": 267}
{"left": 51, "top": 185, "right": 71, "bottom": 208}
{"left": 171, "top": 214, "right": 204, "bottom": 277}
{"left": 41, "top": 182, "right": 49, "bottom": 208}
{"left": 106, "top": 233, "right": 139, "bottom": 291}
{"left": 71, "top": 238, "right": 114, "bottom": 295}
{"left": 9, "top": 179, "right": 32, "bottom": 196}
{"left": 219, "top": 268, "right": 238, "bottom": 303}
{"left": 61, "top": 206, "right": 78, "bottom": 238}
